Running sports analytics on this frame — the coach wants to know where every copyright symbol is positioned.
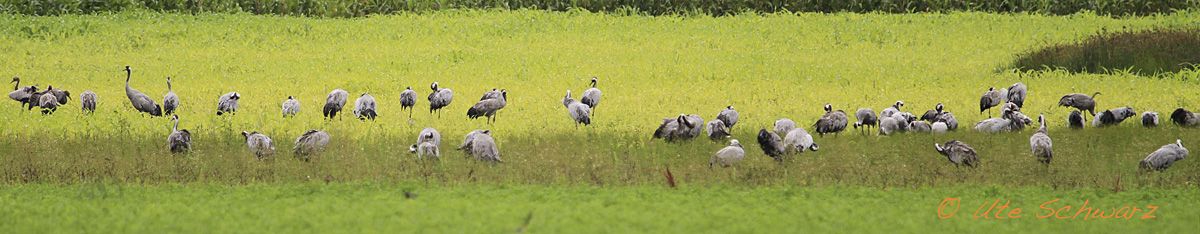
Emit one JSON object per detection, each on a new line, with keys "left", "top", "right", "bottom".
{"left": 937, "top": 198, "right": 961, "bottom": 219}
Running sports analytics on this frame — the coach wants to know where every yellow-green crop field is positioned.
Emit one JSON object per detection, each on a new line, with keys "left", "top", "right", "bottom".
{"left": 1, "top": 10, "right": 1198, "bottom": 232}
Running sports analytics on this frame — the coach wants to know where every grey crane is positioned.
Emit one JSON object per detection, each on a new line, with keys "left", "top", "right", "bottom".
{"left": 974, "top": 103, "right": 1027, "bottom": 133}
{"left": 784, "top": 127, "right": 819, "bottom": 153}
{"left": 26, "top": 85, "right": 68, "bottom": 113}
{"left": 1058, "top": 92, "right": 1100, "bottom": 119}
{"left": 709, "top": 139, "right": 745, "bottom": 168}
{"left": 21, "top": 86, "right": 45, "bottom": 110}
{"left": 428, "top": 82, "right": 454, "bottom": 118}
{"left": 919, "top": 103, "right": 945, "bottom": 123}
{"left": 409, "top": 127, "right": 442, "bottom": 160}
{"left": 412, "top": 133, "right": 440, "bottom": 160}
{"left": 80, "top": 90, "right": 97, "bottom": 113}
{"left": 774, "top": 118, "right": 796, "bottom": 135}
{"left": 216, "top": 92, "right": 240, "bottom": 116}
{"left": 458, "top": 129, "right": 484, "bottom": 156}
{"left": 678, "top": 114, "right": 705, "bottom": 140}
{"left": 921, "top": 103, "right": 959, "bottom": 130}
{"left": 293, "top": 130, "right": 331, "bottom": 161}
{"left": 893, "top": 112, "right": 917, "bottom": 132}
{"left": 814, "top": 104, "right": 848, "bottom": 137}
{"left": 467, "top": 89, "right": 507, "bottom": 124}
{"left": 1139, "top": 139, "right": 1187, "bottom": 172}
{"left": 653, "top": 114, "right": 702, "bottom": 142}
{"left": 124, "top": 66, "right": 162, "bottom": 116}
{"left": 756, "top": 129, "right": 787, "bottom": 161}
{"left": 562, "top": 90, "right": 591, "bottom": 127}
{"left": 1170, "top": 108, "right": 1199, "bottom": 127}
{"left": 853, "top": 108, "right": 878, "bottom": 133}
{"left": 936, "top": 112, "right": 960, "bottom": 130}
{"left": 716, "top": 105, "right": 738, "bottom": 129}
{"left": 1007, "top": 82, "right": 1027, "bottom": 108}
{"left": 37, "top": 87, "right": 59, "bottom": 114}
{"left": 980, "top": 87, "right": 1007, "bottom": 117}
{"left": 880, "top": 101, "right": 904, "bottom": 118}
{"left": 281, "top": 96, "right": 299, "bottom": 117}
{"left": 163, "top": 77, "right": 179, "bottom": 115}
{"left": 167, "top": 115, "right": 191, "bottom": 153}
{"left": 480, "top": 88, "right": 502, "bottom": 100}
{"left": 400, "top": 86, "right": 417, "bottom": 118}
{"left": 934, "top": 140, "right": 979, "bottom": 168}
{"left": 706, "top": 119, "right": 729, "bottom": 141}
{"left": 47, "top": 86, "right": 70, "bottom": 105}
{"left": 1068, "top": 110, "right": 1085, "bottom": 129}
{"left": 908, "top": 121, "right": 933, "bottom": 133}
{"left": 353, "top": 93, "right": 378, "bottom": 120}
{"left": 1011, "top": 110, "right": 1034, "bottom": 127}
{"left": 1092, "top": 106, "right": 1135, "bottom": 127}
{"left": 469, "top": 130, "right": 501, "bottom": 163}
{"left": 241, "top": 131, "right": 275, "bottom": 159}
{"left": 879, "top": 115, "right": 900, "bottom": 135}
{"left": 581, "top": 77, "right": 602, "bottom": 114}
{"left": 416, "top": 127, "right": 443, "bottom": 146}
{"left": 653, "top": 115, "right": 683, "bottom": 141}
{"left": 931, "top": 122, "right": 949, "bottom": 134}
{"left": 323, "top": 89, "right": 349, "bottom": 119}
{"left": 1142, "top": 112, "right": 1159, "bottom": 127}
{"left": 8, "top": 76, "right": 38, "bottom": 106}
{"left": 28, "top": 85, "right": 69, "bottom": 109}
{"left": 1030, "top": 114, "right": 1053, "bottom": 164}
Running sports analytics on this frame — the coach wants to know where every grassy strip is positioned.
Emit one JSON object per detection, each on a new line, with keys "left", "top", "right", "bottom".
{"left": 0, "top": 183, "right": 1195, "bottom": 232}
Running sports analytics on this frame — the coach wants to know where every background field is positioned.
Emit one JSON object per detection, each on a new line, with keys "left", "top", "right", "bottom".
{"left": 1, "top": 10, "right": 1199, "bottom": 232}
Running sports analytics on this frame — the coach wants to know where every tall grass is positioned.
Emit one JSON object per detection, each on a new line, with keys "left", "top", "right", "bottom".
{"left": 1011, "top": 28, "right": 1200, "bottom": 77}
{"left": 1, "top": 0, "right": 1198, "bottom": 17}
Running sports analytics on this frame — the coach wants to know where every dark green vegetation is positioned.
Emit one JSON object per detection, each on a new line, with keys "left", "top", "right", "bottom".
{"left": 1012, "top": 28, "right": 1200, "bottom": 76}
{"left": 1, "top": 0, "right": 1197, "bottom": 17}
{"left": 1, "top": 184, "right": 1196, "bottom": 232}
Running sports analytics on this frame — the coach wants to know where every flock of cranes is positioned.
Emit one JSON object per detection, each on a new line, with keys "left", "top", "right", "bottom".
{"left": 4, "top": 67, "right": 1193, "bottom": 172}
{"left": 652, "top": 82, "right": 1188, "bottom": 171}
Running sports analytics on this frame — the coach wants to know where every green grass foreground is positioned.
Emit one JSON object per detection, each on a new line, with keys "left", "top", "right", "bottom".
{"left": 0, "top": 184, "right": 1196, "bottom": 232}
